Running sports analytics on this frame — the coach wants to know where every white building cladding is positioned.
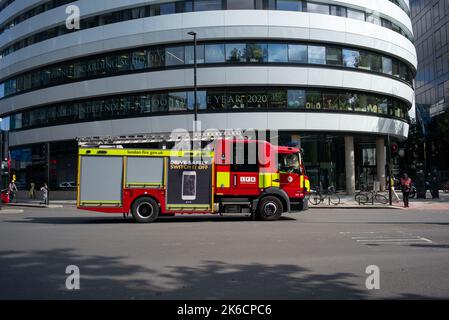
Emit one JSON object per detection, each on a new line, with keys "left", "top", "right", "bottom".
{"left": 0, "top": 0, "right": 416, "bottom": 193}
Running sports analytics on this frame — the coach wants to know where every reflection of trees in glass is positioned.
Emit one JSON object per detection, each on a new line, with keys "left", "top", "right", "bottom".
{"left": 244, "top": 44, "right": 267, "bottom": 63}
{"left": 343, "top": 49, "right": 360, "bottom": 68}
{"left": 229, "top": 47, "right": 244, "bottom": 62}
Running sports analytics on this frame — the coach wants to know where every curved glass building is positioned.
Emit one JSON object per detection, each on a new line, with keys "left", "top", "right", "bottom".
{"left": 0, "top": 0, "right": 416, "bottom": 195}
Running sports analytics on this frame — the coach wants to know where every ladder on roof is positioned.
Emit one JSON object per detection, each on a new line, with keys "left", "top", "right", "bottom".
{"left": 77, "top": 130, "right": 247, "bottom": 147}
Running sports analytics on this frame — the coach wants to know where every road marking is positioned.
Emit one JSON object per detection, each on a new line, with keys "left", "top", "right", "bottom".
{"left": 340, "top": 231, "right": 434, "bottom": 245}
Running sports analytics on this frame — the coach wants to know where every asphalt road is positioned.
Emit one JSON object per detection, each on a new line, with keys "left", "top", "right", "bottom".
{"left": 1, "top": 206, "right": 449, "bottom": 300}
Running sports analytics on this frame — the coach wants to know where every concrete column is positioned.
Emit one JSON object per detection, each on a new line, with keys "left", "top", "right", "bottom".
{"left": 345, "top": 136, "right": 356, "bottom": 194}
{"left": 376, "top": 137, "right": 386, "bottom": 191}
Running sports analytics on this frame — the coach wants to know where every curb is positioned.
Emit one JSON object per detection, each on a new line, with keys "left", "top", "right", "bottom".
{"left": 0, "top": 209, "right": 25, "bottom": 214}
{"left": 5, "top": 203, "right": 65, "bottom": 209}
{"left": 310, "top": 205, "right": 403, "bottom": 210}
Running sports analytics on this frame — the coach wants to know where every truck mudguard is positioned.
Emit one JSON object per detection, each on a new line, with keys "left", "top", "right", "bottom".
{"left": 253, "top": 187, "right": 291, "bottom": 214}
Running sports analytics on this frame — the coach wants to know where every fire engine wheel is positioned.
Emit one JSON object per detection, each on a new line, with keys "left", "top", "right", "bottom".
{"left": 131, "top": 197, "right": 159, "bottom": 223}
{"left": 257, "top": 196, "right": 283, "bottom": 221}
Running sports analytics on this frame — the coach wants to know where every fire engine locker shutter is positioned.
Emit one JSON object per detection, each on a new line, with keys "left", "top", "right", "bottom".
{"left": 80, "top": 156, "right": 123, "bottom": 204}
{"left": 126, "top": 157, "right": 164, "bottom": 187}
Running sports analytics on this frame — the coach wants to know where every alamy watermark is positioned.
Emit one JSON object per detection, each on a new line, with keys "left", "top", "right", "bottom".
{"left": 66, "top": 5, "right": 80, "bottom": 30}
{"left": 365, "top": 265, "right": 380, "bottom": 290}
{"left": 65, "top": 265, "right": 80, "bottom": 290}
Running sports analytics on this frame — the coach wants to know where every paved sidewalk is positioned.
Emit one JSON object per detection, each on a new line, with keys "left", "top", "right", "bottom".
{"left": 309, "top": 191, "right": 449, "bottom": 210}
{"left": 5, "top": 200, "right": 76, "bottom": 209}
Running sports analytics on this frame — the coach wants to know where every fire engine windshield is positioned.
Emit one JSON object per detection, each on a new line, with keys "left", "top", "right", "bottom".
{"left": 279, "top": 153, "right": 301, "bottom": 174}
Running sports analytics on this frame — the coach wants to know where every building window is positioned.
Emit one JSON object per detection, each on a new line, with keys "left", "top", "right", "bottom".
{"left": 268, "top": 43, "right": 288, "bottom": 63}
{"left": 308, "top": 46, "right": 325, "bottom": 64}
{"left": 307, "top": 2, "right": 329, "bottom": 14}
{"left": 276, "top": 0, "right": 303, "bottom": 11}
{"left": 306, "top": 90, "right": 323, "bottom": 109}
{"left": 330, "top": 5, "right": 346, "bottom": 17}
{"left": 245, "top": 43, "right": 268, "bottom": 63}
{"left": 288, "top": 44, "right": 308, "bottom": 63}
{"left": 287, "top": 90, "right": 306, "bottom": 109}
{"left": 382, "top": 57, "right": 393, "bottom": 75}
{"left": 205, "top": 44, "right": 225, "bottom": 63}
{"left": 270, "top": 89, "right": 288, "bottom": 108}
{"left": 226, "top": 43, "right": 247, "bottom": 63}
{"left": 226, "top": 0, "right": 255, "bottom": 9}
{"left": 194, "top": 0, "right": 222, "bottom": 11}
{"left": 347, "top": 8, "right": 365, "bottom": 21}
{"left": 168, "top": 91, "right": 188, "bottom": 111}
{"left": 165, "top": 46, "right": 185, "bottom": 66}
{"left": 323, "top": 92, "right": 340, "bottom": 110}
{"left": 185, "top": 45, "right": 205, "bottom": 64}
{"left": 343, "top": 49, "right": 360, "bottom": 68}
{"left": 326, "top": 47, "right": 342, "bottom": 66}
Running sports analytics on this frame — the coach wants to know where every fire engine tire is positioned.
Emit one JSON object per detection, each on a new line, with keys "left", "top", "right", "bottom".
{"left": 256, "top": 196, "right": 283, "bottom": 221}
{"left": 131, "top": 197, "right": 159, "bottom": 223}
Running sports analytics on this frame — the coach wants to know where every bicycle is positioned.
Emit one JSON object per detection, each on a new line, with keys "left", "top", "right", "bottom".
{"left": 355, "top": 190, "right": 388, "bottom": 205}
{"left": 309, "top": 186, "right": 341, "bottom": 206}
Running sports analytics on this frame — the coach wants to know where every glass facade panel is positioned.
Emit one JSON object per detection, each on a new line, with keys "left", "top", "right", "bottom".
{"left": 306, "top": 90, "right": 323, "bottom": 109}
{"left": 226, "top": 43, "right": 246, "bottom": 63}
{"left": 276, "top": 0, "right": 303, "bottom": 11}
{"left": 245, "top": 43, "right": 268, "bottom": 63}
{"left": 371, "top": 54, "right": 382, "bottom": 73}
{"left": 358, "top": 52, "right": 371, "bottom": 70}
{"left": 308, "top": 46, "right": 325, "bottom": 64}
{"left": 268, "top": 43, "right": 288, "bottom": 62}
{"left": 7, "top": 87, "right": 410, "bottom": 132}
{"left": 205, "top": 44, "right": 225, "bottom": 63}
{"left": 187, "top": 91, "right": 207, "bottom": 110}
{"left": 194, "top": 0, "right": 222, "bottom": 11}
{"left": 307, "top": 2, "right": 329, "bottom": 14}
{"left": 185, "top": 45, "right": 205, "bottom": 64}
{"left": 227, "top": 0, "right": 255, "bottom": 9}
{"left": 165, "top": 46, "right": 185, "bottom": 66}
{"left": 330, "top": 5, "right": 346, "bottom": 17}
{"left": 343, "top": 49, "right": 360, "bottom": 68}
{"left": 326, "top": 47, "right": 342, "bottom": 66}
{"left": 270, "top": 89, "right": 288, "bottom": 108}
{"left": 131, "top": 50, "right": 148, "bottom": 70}
{"left": 382, "top": 57, "right": 393, "bottom": 75}
{"left": 0, "top": 40, "right": 414, "bottom": 100}
{"left": 287, "top": 90, "right": 306, "bottom": 109}
{"left": 347, "top": 8, "right": 365, "bottom": 21}
{"left": 168, "top": 91, "right": 188, "bottom": 111}
{"left": 323, "top": 92, "right": 340, "bottom": 110}
{"left": 147, "top": 48, "right": 165, "bottom": 68}
{"left": 288, "top": 44, "right": 308, "bottom": 63}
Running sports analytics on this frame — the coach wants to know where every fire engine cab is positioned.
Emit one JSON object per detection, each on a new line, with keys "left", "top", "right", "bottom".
{"left": 77, "top": 135, "right": 310, "bottom": 223}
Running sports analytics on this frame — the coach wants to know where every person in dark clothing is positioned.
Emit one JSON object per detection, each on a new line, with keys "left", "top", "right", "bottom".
{"left": 430, "top": 169, "right": 440, "bottom": 199}
{"left": 400, "top": 173, "right": 412, "bottom": 208}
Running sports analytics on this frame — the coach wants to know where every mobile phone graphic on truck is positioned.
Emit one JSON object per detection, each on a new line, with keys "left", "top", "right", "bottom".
{"left": 182, "top": 171, "right": 197, "bottom": 201}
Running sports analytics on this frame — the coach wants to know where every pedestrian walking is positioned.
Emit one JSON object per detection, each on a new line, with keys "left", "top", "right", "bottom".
{"left": 40, "top": 183, "right": 48, "bottom": 205}
{"left": 8, "top": 180, "right": 18, "bottom": 203}
{"left": 29, "top": 182, "right": 36, "bottom": 199}
{"left": 400, "top": 173, "right": 412, "bottom": 208}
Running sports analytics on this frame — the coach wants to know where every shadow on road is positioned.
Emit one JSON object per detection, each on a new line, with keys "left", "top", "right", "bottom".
{"left": 0, "top": 248, "right": 370, "bottom": 300}
{"left": 5, "top": 215, "right": 297, "bottom": 225}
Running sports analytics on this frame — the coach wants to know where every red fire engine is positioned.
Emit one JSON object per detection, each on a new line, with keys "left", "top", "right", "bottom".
{"left": 77, "top": 136, "right": 310, "bottom": 223}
